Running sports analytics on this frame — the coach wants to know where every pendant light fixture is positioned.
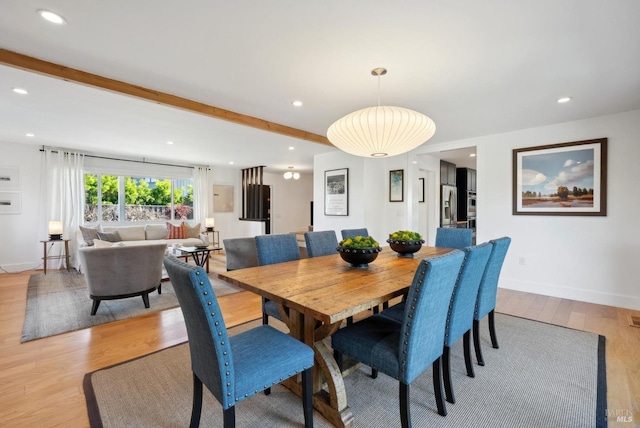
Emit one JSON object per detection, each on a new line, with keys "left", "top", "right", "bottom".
{"left": 283, "top": 166, "right": 300, "bottom": 180}
{"left": 327, "top": 68, "right": 436, "bottom": 158}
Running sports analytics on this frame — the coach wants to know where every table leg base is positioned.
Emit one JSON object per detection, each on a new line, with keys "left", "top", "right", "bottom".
{"left": 282, "top": 378, "right": 354, "bottom": 428}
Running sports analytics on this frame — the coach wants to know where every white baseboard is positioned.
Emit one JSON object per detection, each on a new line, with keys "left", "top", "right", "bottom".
{"left": 0, "top": 261, "right": 41, "bottom": 274}
{"left": 501, "top": 278, "right": 640, "bottom": 311}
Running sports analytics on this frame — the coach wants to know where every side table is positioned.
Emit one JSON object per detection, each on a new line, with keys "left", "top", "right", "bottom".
{"left": 176, "top": 246, "right": 212, "bottom": 273}
{"left": 41, "top": 239, "right": 71, "bottom": 274}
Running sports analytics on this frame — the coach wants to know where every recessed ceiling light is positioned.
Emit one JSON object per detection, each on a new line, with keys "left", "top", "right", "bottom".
{"left": 12, "top": 87, "right": 28, "bottom": 95}
{"left": 166, "top": 141, "right": 174, "bottom": 145}
{"left": 288, "top": 146, "right": 295, "bottom": 150}
{"left": 557, "top": 97, "right": 572, "bottom": 103}
{"left": 38, "top": 9, "right": 67, "bottom": 25}
{"left": 470, "top": 153, "right": 476, "bottom": 157}
{"left": 229, "top": 161, "right": 234, "bottom": 165}
{"left": 292, "top": 100, "right": 303, "bottom": 107}
{"left": 26, "top": 133, "right": 35, "bottom": 137}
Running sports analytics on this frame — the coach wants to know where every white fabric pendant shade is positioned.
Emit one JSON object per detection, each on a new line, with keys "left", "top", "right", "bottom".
{"left": 327, "top": 105, "right": 436, "bottom": 157}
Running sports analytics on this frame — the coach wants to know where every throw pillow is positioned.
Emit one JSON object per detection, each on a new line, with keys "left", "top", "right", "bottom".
{"left": 166, "top": 222, "right": 186, "bottom": 239}
{"left": 145, "top": 224, "right": 168, "bottom": 240}
{"left": 92, "top": 239, "right": 112, "bottom": 248}
{"left": 184, "top": 222, "right": 201, "bottom": 239}
{"left": 97, "top": 231, "right": 122, "bottom": 242}
{"left": 80, "top": 225, "right": 100, "bottom": 246}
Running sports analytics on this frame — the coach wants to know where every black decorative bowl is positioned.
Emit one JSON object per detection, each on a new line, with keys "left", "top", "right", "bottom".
{"left": 387, "top": 239, "right": 425, "bottom": 258}
{"left": 337, "top": 246, "right": 382, "bottom": 268}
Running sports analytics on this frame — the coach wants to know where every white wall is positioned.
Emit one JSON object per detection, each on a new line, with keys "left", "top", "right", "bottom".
{"left": 0, "top": 146, "right": 313, "bottom": 272}
{"left": 314, "top": 150, "right": 418, "bottom": 243}
{"left": 315, "top": 109, "right": 640, "bottom": 310}
{"left": 0, "top": 142, "right": 44, "bottom": 272}
{"left": 209, "top": 166, "right": 313, "bottom": 243}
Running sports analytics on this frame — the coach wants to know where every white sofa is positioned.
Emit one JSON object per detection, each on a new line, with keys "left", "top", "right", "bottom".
{"left": 74, "top": 223, "right": 206, "bottom": 272}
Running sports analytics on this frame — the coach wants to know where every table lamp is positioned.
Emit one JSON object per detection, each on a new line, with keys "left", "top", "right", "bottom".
{"left": 48, "top": 221, "right": 63, "bottom": 240}
{"left": 205, "top": 217, "right": 215, "bottom": 232}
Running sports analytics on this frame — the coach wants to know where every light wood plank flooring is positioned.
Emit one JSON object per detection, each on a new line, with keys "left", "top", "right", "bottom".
{"left": 0, "top": 254, "right": 638, "bottom": 427}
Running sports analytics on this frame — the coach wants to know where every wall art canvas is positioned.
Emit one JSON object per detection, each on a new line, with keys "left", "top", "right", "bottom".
{"left": 0, "top": 192, "right": 21, "bottom": 214}
{"left": 0, "top": 167, "right": 20, "bottom": 190}
{"left": 389, "top": 170, "right": 404, "bottom": 202}
{"left": 213, "top": 185, "right": 234, "bottom": 212}
{"left": 513, "top": 138, "right": 607, "bottom": 216}
{"left": 325, "top": 168, "right": 348, "bottom": 216}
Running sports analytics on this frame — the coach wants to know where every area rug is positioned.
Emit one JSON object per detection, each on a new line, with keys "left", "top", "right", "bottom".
{"left": 21, "top": 270, "right": 242, "bottom": 342}
{"left": 84, "top": 314, "right": 607, "bottom": 427}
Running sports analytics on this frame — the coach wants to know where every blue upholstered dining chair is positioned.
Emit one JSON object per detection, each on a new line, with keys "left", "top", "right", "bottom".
{"left": 435, "top": 227, "right": 472, "bottom": 249}
{"left": 332, "top": 250, "right": 465, "bottom": 426}
{"left": 340, "top": 228, "right": 369, "bottom": 240}
{"left": 473, "top": 237, "right": 511, "bottom": 366}
{"left": 255, "top": 233, "right": 301, "bottom": 325}
{"left": 304, "top": 230, "right": 339, "bottom": 258}
{"left": 378, "top": 243, "right": 493, "bottom": 404}
{"left": 163, "top": 256, "right": 314, "bottom": 428}
{"left": 441, "top": 242, "right": 492, "bottom": 403}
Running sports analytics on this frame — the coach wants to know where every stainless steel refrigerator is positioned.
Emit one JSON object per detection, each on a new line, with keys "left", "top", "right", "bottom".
{"left": 441, "top": 185, "right": 457, "bottom": 227}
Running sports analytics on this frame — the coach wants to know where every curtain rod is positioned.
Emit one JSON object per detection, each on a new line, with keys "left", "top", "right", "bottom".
{"left": 40, "top": 145, "right": 209, "bottom": 170}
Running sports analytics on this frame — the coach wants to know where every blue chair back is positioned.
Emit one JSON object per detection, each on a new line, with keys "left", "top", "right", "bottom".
{"left": 162, "top": 256, "right": 235, "bottom": 408}
{"left": 304, "top": 230, "right": 339, "bottom": 258}
{"left": 475, "top": 237, "right": 511, "bottom": 320}
{"left": 445, "top": 242, "right": 493, "bottom": 347}
{"left": 435, "top": 227, "right": 472, "bottom": 249}
{"left": 255, "top": 233, "right": 300, "bottom": 265}
{"left": 399, "top": 250, "right": 465, "bottom": 383}
{"left": 340, "top": 228, "right": 369, "bottom": 240}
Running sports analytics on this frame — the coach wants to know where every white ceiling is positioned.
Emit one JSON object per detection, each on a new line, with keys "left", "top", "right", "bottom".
{"left": 1, "top": 1, "right": 639, "bottom": 173}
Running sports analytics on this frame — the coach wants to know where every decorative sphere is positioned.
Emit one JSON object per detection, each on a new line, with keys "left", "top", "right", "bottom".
{"left": 387, "top": 239, "right": 425, "bottom": 258}
{"left": 337, "top": 246, "right": 381, "bottom": 268}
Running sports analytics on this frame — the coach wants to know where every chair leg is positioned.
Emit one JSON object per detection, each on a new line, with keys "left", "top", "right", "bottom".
{"left": 473, "top": 319, "right": 485, "bottom": 366}
{"left": 190, "top": 373, "right": 203, "bottom": 428}
{"left": 463, "top": 330, "right": 475, "bottom": 378}
{"left": 141, "top": 292, "right": 150, "bottom": 309}
{"left": 264, "top": 387, "right": 271, "bottom": 396}
{"left": 301, "top": 368, "right": 314, "bottom": 428}
{"left": 371, "top": 368, "right": 378, "bottom": 379}
{"left": 442, "top": 346, "right": 455, "bottom": 404}
{"left": 399, "top": 382, "right": 411, "bottom": 428}
{"left": 158, "top": 283, "right": 162, "bottom": 294}
{"left": 346, "top": 316, "right": 353, "bottom": 326}
{"left": 488, "top": 310, "right": 499, "bottom": 349}
{"left": 432, "top": 358, "right": 447, "bottom": 417}
{"left": 223, "top": 406, "right": 235, "bottom": 428}
{"left": 90, "top": 299, "right": 101, "bottom": 316}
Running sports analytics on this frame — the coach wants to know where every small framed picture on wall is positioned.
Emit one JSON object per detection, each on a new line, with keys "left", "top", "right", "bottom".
{"left": 389, "top": 170, "right": 404, "bottom": 202}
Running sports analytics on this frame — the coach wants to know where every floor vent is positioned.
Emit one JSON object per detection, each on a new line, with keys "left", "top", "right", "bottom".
{"left": 629, "top": 315, "right": 640, "bottom": 328}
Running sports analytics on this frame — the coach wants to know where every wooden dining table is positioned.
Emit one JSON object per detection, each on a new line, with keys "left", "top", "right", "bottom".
{"left": 218, "top": 245, "right": 453, "bottom": 428}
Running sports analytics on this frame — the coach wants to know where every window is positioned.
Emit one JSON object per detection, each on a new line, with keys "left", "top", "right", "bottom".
{"left": 84, "top": 174, "right": 193, "bottom": 223}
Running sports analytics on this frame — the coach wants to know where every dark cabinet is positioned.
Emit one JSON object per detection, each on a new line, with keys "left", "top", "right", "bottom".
{"left": 440, "top": 161, "right": 456, "bottom": 186}
{"left": 456, "top": 168, "right": 476, "bottom": 221}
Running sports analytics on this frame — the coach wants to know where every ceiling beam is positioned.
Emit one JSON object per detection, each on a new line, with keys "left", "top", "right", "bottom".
{"left": 0, "top": 48, "right": 334, "bottom": 147}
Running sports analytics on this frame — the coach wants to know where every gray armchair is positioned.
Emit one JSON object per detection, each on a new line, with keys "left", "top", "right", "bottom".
{"left": 78, "top": 243, "right": 166, "bottom": 315}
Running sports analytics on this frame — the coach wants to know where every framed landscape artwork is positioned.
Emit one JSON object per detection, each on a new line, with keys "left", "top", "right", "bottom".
{"left": 389, "top": 170, "right": 404, "bottom": 202}
{"left": 512, "top": 138, "right": 607, "bottom": 216}
{"left": 325, "top": 168, "right": 348, "bottom": 216}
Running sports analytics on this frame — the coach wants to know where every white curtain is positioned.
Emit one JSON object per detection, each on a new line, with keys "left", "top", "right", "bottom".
{"left": 192, "top": 166, "right": 210, "bottom": 225}
{"left": 38, "top": 149, "right": 85, "bottom": 270}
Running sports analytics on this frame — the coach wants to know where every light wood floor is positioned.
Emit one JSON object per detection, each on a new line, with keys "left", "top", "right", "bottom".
{"left": 0, "top": 255, "right": 638, "bottom": 427}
